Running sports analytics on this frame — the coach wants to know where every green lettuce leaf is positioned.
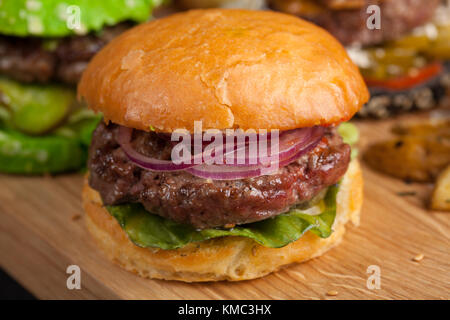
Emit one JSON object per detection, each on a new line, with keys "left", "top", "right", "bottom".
{"left": 338, "top": 122, "right": 359, "bottom": 146}
{"left": 106, "top": 184, "right": 339, "bottom": 250}
{"left": 338, "top": 122, "right": 359, "bottom": 159}
{"left": 0, "top": 0, "right": 160, "bottom": 37}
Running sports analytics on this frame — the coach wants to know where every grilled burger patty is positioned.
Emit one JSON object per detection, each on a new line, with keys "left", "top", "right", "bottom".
{"left": 88, "top": 122, "right": 351, "bottom": 229}
{"left": 0, "top": 23, "right": 130, "bottom": 85}
{"left": 271, "top": 0, "right": 440, "bottom": 46}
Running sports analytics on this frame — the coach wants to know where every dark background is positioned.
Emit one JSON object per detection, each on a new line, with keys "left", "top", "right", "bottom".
{"left": 0, "top": 268, "right": 36, "bottom": 300}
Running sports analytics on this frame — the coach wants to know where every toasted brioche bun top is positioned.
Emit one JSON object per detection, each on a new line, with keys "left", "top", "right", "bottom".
{"left": 78, "top": 9, "right": 369, "bottom": 132}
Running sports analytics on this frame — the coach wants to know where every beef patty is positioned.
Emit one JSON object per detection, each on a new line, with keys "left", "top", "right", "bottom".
{"left": 0, "top": 23, "right": 130, "bottom": 84}
{"left": 270, "top": 0, "right": 440, "bottom": 46}
{"left": 88, "top": 122, "right": 351, "bottom": 229}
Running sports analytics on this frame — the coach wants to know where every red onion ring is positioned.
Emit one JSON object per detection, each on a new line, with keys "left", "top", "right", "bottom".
{"left": 224, "top": 127, "right": 322, "bottom": 166}
{"left": 277, "top": 127, "right": 325, "bottom": 168}
{"left": 118, "top": 126, "right": 325, "bottom": 179}
{"left": 117, "top": 127, "right": 196, "bottom": 171}
{"left": 186, "top": 126, "right": 325, "bottom": 180}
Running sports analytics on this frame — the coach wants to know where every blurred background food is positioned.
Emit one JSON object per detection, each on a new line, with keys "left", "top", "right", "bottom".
{"left": 363, "top": 113, "right": 450, "bottom": 210}
{"left": 431, "top": 164, "right": 450, "bottom": 210}
{"left": 0, "top": 0, "right": 161, "bottom": 174}
{"left": 176, "top": 0, "right": 266, "bottom": 9}
{"left": 364, "top": 117, "right": 450, "bottom": 182}
{"left": 270, "top": 0, "right": 450, "bottom": 118}
{"left": 264, "top": 0, "right": 450, "bottom": 210}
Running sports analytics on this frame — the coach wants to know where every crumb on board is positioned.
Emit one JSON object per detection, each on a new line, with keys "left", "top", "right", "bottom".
{"left": 412, "top": 253, "right": 424, "bottom": 262}
{"left": 326, "top": 290, "right": 339, "bottom": 297}
{"left": 251, "top": 245, "right": 258, "bottom": 256}
{"left": 71, "top": 214, "right": 81, "bottom": 221}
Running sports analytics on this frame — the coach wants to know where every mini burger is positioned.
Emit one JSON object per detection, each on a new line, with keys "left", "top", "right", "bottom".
{"left": 79, "top": 9, "right": 368, "bottom": 282}
{"left": 0, "top": 0, "right": 160, "bottom": 174}
{"left": 270, "top": 0, "right": 450, "bottom": 118}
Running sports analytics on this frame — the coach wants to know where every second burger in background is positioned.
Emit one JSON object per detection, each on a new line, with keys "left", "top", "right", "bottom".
{"left": 271, "top": 0, "right": 450, "bottom": 118}
{"left": 79, "top": 9, "right": 368, "bottom": 281}
{"left": 0, "top": 0, "right": 160, "bottom": 174}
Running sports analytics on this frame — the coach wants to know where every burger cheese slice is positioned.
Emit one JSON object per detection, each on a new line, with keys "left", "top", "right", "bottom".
{"left": 78, "top": 9, "right": 369, "bottom": 282}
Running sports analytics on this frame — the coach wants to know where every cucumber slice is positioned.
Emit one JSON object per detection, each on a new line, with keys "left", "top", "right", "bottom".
{"left": 0, "top": 109, "right": 101, "bottom": 174}
{"left": 0, "top": 78, "right": 75, "bottom": 135}
{"left": 0, "top": 128, "right": 86, "bottom": 174}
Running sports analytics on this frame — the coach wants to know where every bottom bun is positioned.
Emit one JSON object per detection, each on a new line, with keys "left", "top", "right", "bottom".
{"left": 83, "top": 159, "right": 363, "bottom": 282}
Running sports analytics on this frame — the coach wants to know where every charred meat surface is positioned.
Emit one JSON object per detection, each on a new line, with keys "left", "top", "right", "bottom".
{"left": 0, "top": 23, "right": 131, "bottom": 84}
{"left": 88, "top": 122, "right": 351, "bottom": 229}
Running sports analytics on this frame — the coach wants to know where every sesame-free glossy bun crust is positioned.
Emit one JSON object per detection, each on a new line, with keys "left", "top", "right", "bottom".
{"left": 83, "top": 159, "right": 363, "bottom": 282}
{"left": 78, "top": 9, "right": 369, "bottom": 132}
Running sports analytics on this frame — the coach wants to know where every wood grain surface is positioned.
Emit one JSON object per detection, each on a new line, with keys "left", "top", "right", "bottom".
{"left": 0, "top": 114, "right": 449, "bottom": 300}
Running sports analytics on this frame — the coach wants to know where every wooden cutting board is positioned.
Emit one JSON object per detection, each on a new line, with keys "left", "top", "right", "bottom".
{"left": 0, "top": 114, "right": 449, "bottom": 300}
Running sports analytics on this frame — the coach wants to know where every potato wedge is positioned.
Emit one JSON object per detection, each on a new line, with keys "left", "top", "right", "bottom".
{"left": 431, "top": 165, "right": 450, "bottom": 211}
{"left": 364, "top": 119, "right": 450, "bottom": 182}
